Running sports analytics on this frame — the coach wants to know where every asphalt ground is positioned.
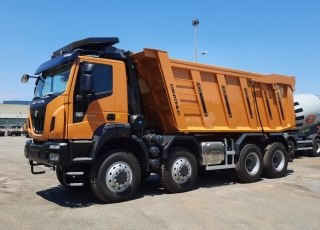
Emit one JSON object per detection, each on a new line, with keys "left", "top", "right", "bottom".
{"left": 0, "top": 136, "right": 319, "bottom": 230}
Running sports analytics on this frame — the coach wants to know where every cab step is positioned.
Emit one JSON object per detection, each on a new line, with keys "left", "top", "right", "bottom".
{"left": 72, "top": 157, "right": 93, "bottom": 162}
{"left": 69, "top": 183, "right": 84, "bottom": 187}
{"left": 65, "top": 172, "right": 84, "bottom": 176}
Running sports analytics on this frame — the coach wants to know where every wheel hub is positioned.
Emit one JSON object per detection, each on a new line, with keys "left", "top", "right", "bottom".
{"left": 245, "top": 152, "right": 260, "bottom": 175}
{"left": 179, "top": 165, "right": 189, "bottom": 177}
{"left": 171, "top": 157, "right": 192, "bottom": 184}
{"left": 106, "top": 162, "right": 132, "bottom": 192}
{"left": 316, "top": 143, "right": 320, "bottom": 154}
{"left": 288, "top": 145, "right": 294, "bottom": 157}
{"left": 273, "top": 150, "right": 285, "bottom": 171}
{"left": 115, "top": 170, "right": 128, "bottom": 185}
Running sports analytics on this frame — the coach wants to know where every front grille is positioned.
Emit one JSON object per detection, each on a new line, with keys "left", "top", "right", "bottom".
{"left": 32, "top": 114, "right": 45, "bottom": 134}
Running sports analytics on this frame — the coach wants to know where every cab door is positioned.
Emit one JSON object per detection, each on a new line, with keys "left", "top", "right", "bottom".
{"left": 67, "top": 56, "right": 128, "bottom": 139}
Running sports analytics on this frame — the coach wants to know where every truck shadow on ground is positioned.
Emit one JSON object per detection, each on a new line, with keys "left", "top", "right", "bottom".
{"left": 36, "top": 169, "right": 294, "bottom": 208}
{"left": 294, "top": 150, "right": 314, "bottom": 160}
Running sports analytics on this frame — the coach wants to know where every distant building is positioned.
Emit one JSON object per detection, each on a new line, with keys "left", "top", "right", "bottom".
{"left": 0, "top": 101, "right": 29, "bottom": 131}
{"left": 3, "top": 100, "right": 30, "bottom": 105}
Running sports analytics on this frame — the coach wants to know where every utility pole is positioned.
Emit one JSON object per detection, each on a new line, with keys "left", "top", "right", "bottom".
{"left": 192, "top": 19, "right": 199, "bottom": 62}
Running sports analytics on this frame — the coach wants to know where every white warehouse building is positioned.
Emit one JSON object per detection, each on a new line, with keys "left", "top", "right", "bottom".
{"left": 0, "top": 101, "right": 29, "bottom": 129}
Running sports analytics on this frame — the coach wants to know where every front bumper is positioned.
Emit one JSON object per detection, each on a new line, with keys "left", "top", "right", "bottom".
{"left": 10, "top": 131, "right": 21, "bottom": 134}
{"left": 24, "top": 140, "right": 69, "bottom": 166}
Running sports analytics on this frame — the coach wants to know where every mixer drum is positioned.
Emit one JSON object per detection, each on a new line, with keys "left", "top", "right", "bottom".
{"left": 293, "top": 94, "right": 320, "bottom": 131}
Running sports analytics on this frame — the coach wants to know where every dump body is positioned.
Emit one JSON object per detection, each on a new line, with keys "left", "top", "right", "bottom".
{"left": 133, "top": 49, "right": 296, "bottom": 133}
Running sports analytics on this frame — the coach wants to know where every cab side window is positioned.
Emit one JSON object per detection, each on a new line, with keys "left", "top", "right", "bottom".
{"left": 91, "top": 64, "right": 113, "bottom": 93}
{"left": 73, "top": 62, "right": 113, "bottom": 123}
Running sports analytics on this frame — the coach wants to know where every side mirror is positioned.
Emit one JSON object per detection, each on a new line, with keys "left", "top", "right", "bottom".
{"left": 80, "top": 74, "right": 93, "bottom": 94}
{"left": 80, "top": 63, "right": 94, "bottom": 94}
{"left": 21, "top": 74, "right": 29, "bottom": 83}
{"left": 82, "top": 63, "right": 95, "bottom": 73}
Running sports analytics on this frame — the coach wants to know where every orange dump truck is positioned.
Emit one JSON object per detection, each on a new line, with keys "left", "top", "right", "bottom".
{"left": 22, "top": 38, "right": 296, "bottom": 203}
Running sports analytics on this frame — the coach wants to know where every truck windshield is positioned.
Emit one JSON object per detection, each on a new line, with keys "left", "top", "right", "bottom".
{"left": 34, "top": 64, "right": 72, "bottom": 99}
{"left": 298, "top": 123, "right": 320, "bottom": 134}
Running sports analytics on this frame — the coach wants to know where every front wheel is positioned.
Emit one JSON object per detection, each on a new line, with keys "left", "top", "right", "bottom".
{"left": 235, "top": 144, "right": 263, "bottom": 183}
{"left": 159, "top": 147, "right": 198, "bottom": 193}
{"left": 309, "top": 139, "right": 320, "bottom": 157}
{"left": 263, "top": 142, "right": 288, "bottom": 178}
{"left": 287, "top": 140, "right": 295, "bottom": 162}
{"left": 90, "top": 150, "right": 140, "bottom": 203}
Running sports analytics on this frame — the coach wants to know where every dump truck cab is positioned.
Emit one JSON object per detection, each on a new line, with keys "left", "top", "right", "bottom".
{"left": 8, "top": 125, "right": 22, "bottom": 136}
{"left": 23, "top": 38, "right": 148, "bottom": 203}
{"left": 22, "top": 37, "right": 140, "bottom": 139}
{"left": 0, "top": 125, "right": 5, "bottom": 136}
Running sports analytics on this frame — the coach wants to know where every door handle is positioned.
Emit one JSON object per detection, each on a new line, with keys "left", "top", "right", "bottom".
{"left": 107, "top": 114, "right": 115, "bottom": 121}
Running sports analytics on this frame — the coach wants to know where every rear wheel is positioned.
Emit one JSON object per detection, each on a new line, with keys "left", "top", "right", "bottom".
{"left": 90, "top": 150, "right": 140, "bottom": 203}
{"left": 309, "top": 139, "right": 320, "bottom": 157}
{"left": 235, "top": 144, "right": 263, "bottom": 183}
{"left": 287, "top": 140, "right": 295, "bottom": 162}
{"left": 159, "top": 147, "right": 198, "bottom": 193}
{"left": 263, "top": 142, "right": 288, "bottom": 178}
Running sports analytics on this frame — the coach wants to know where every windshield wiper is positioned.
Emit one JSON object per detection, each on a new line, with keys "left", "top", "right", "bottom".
{"left": 43, "top": 92, "right": 54, "bottom": 97}
{"left": 33, "top": 96, "right": 41, "bottom": 100}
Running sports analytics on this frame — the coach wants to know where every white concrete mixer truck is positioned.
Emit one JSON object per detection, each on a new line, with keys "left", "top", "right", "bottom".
{"left": 284, "top": 94, "right": 320, "bottom": 161}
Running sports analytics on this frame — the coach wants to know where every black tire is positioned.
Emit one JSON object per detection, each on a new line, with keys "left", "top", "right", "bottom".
{"left": 90, "top": 150, "right": 140, "bottom": 203}
{"left": 309, "top": 139, "right": 320, "bottom": 157}
{"left": 140, "top": 170, "right": 151, "bottom": 182}
{"left": 159, "top": 147, "right": 198, "bottom": 193}
{"left": 56, "top": 166, "right": 90, "bottom": 190}
{"left": 235, "top": 144, "right": 263, "bottom": 183}
{"left": 263, "top": 142, "right": 288, "bottom": 178}
{"left": 287, "top": 140, "right": 296, "bottom": 162}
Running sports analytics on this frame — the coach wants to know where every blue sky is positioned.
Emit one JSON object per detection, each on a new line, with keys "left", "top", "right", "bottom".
{"left": 0, "top": 0, "right": 319, "bottom": 102}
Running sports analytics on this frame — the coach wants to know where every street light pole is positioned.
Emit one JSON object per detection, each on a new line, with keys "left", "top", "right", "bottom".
{"left": 196, "top": 51, "right": 208, "bottom": 60}
{"left": 192, "top": 19, "right": 199, "bottom": 62}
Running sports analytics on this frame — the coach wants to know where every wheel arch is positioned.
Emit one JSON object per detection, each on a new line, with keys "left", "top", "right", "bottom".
{"left": 90, "top": 123, "right": 149, "bottom": 171}
{"left": 162, "top": 136, "right": 200, "bottom": 160}
{"left": 286, "top": 136, "right": 297, "bottom": 148}
{"left": 234, "top": 133, "right": 289, "bottom": 156}
{"left": 312, "top": 134, "right": 320, "bottom": 142}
